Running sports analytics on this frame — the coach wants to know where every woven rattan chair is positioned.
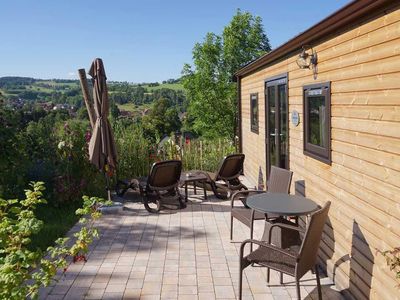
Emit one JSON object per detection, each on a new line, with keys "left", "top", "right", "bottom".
{"left": 134, "top": 160, "right": 185, "bottom": 213}
{"left": 198, "top": 154, "right": 248, "bottom": 199}
{"left": 230, "top": 166, "right": 293, "bottom": 247}
{"left": 238, "top": 201, "right": 331, "bottom": 300}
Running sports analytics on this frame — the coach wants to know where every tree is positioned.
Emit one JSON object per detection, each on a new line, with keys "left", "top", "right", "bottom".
{"left": 109, "top": 99, "right": 120, "bottom": 120}
{"left": 182, "top": 10, "right": 271, "bottom": 139}
{"left": 142, "top": 97, "right": 181, "bottom": 140}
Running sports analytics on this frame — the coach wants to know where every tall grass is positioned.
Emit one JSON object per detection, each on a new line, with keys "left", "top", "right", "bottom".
{"left": 113, "top": 121, "right": 155, "bottom": 179}
{"left": 113, "top": 121, "right": 237, "bottom": 178}
{"left": 159, "top": 137, "right": 236, "bottom": 172}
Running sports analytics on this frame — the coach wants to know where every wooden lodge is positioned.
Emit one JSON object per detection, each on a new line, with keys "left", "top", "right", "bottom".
{"left": 235, "top": 0, "right": 400, "bottom": 299}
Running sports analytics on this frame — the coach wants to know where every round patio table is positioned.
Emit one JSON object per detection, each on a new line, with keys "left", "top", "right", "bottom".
{"left": 246, "top": 192, "right": 318, "bottom": 216}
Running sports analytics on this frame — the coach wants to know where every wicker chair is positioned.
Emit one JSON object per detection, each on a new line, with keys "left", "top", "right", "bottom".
{"left": 198, "top": 154, "right": 248, "bottom": 199}
{"left": 230, "top": 166, "right": 293, "bottom": 247}
{"left": 134, "top": 160, "right": 185, "bottom": 213}
{"left": 238, "top": 201, "right": 331, "bottom": 300}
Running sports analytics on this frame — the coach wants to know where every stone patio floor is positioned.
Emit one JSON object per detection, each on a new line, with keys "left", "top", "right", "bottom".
{"left": 40, "top": 186, "right": 345, "bottom": 300}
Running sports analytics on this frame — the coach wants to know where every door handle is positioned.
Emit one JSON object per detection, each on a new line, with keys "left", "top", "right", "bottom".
{"left": 269, "top": 129, "right": 280, "bottom": 145}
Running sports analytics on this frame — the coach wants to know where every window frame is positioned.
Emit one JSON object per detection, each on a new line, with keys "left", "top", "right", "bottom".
{"left": 303, "top": 82, "right": 331, "bottom": 164}
{"left": 250, "top": 92, "right": 259, "bottom": 134}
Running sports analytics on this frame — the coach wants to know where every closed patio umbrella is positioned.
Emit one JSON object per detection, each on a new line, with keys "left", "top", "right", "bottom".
{"left": 88, "top": 58, "right": 117, "bottom": 200}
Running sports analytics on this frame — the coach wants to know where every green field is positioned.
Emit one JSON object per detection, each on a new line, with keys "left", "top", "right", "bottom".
{"left": 0, "top": 80, "right": 80, "bottom": 98}
{"left": 117, "top": 102, "right": 137, "bottom": 112}
{"left": 0, "top": 78, "right": 184, "bottom": 106}
{"left": 142, "top": 83, "right": 183, "bottom": 91}
{"left": 117, "top": 102, "right": 152, "bottom": 113}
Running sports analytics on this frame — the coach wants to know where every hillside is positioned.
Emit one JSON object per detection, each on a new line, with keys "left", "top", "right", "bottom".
{"left": 0, "top": 76, "right": 186, "bottom": 116}
{"left": 0, "top": 77, "right": 183, "bottom": 99}
{"left": 142, "top": 82, "right": 183, "bottom": 91}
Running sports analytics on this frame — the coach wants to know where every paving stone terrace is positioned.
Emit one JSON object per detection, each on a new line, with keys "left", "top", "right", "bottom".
{"left": 40, "top": 184, "right": 345, "bottom": 300}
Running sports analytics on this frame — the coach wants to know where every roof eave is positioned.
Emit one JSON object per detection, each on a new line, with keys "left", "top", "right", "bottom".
{"left": 235, "top": 0, "right": 395, "bottom": 78}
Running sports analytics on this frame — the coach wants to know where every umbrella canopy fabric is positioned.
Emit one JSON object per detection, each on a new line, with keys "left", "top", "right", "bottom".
{"left": 88, "top": 58, "right": 117, "bottom": 172}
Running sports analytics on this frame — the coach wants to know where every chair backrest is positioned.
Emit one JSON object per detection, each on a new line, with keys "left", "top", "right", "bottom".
{"left": 267, "top": 166, "right": 293, "bottom": 193}
{"left": 296, "top": 201, "right": 331, "bottom": 278}
{"left": 147, "top": 160, "right": 182, "bottom": 190}
{"left": 215, "top": 154, "right": 245, "bottom": 181}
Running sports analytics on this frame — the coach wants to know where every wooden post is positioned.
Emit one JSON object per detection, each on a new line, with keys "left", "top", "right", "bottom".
{"left": 200, "top": 140, "right": 203, "bottom": 170}
{"left": 78, "top": 68, "right": 95, "bottom": 128}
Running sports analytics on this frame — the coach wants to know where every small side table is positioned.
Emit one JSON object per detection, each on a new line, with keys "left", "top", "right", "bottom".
{"left": 180, "top": 171, "right": 208, "bottom": 202}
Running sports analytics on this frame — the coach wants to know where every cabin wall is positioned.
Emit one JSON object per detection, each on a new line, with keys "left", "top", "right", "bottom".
{"left": 240, "top": 6, "right": 400, "bottom": 300}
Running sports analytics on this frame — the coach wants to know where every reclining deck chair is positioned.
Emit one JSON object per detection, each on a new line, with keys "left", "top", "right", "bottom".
{"left": 198, "top": 154, "right": 248, "bottom": 199}
{"left": 133, "top": 160, "right": 185, "bottom": 213}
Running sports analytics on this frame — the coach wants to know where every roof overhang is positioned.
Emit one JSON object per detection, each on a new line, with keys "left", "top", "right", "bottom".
{"left": 234, "top": 0, "right": 397, "bottom": 78}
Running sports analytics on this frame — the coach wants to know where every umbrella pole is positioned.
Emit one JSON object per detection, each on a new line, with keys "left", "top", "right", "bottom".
{"left": 104, "top": 171, "right": 112, "bottom": 201}
{"left": 99, "top": 170, "right": 123, "bottom": 213}
{"left": 78, "top": 68, "right": 96, "bottom": 129}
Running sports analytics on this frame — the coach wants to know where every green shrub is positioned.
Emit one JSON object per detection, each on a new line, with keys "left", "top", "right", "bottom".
{"left": 53, "top": 119, "right": 105, "bottom": 203}
{"left": 0, "top": 182, "right": 110, "bottom": 300}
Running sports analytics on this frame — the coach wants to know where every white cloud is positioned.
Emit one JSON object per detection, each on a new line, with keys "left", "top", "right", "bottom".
{"left": 67, "top": 72, "right": 77, "bottom": 78}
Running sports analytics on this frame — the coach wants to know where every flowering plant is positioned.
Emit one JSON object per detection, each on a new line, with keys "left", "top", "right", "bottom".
{"left": 54, "top": 121, "right": 103, "bottom": 202}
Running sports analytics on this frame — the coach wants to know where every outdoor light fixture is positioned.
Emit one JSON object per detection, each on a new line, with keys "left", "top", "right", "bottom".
{"left": 296, "top": 45, "right": 318, "bottom": 69}
{"left": 296, "top": 45, "right": 318, "bottom": 79}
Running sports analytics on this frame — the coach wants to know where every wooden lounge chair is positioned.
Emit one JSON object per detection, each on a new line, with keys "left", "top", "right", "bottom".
{"left": 230, "top": 166, "right": 293, "bottom": 248}
{"left": 133, "top": 160, "right": 185, "bottom": 213}
{"left": 198, "top": 153, "right": 248, "bottom": 199}
{"left": 238, "top": 201, "right": 331, "bottom": 300}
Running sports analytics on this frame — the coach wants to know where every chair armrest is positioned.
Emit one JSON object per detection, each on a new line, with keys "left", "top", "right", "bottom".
{"left": 239, "top": 239, "right": 298, "bottom": 260}
{"left": 268, "top": 222, "right": 305, "bottom": 244}
{"left": 230, "top": 190, "right": 265, "bottom": 208}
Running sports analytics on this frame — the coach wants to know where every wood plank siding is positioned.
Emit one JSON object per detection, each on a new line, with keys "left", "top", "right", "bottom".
{"left": 239, "top": 4, "right": 400, "bottom": 300}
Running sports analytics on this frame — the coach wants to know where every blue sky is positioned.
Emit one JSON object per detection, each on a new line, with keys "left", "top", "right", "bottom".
{"left": 0, "top": 0, "right": 350, "bottom": 82}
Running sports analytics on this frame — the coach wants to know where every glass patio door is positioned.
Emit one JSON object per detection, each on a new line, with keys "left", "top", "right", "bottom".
{"left": 265, "top": 75, "right": 288, "bottom": 179}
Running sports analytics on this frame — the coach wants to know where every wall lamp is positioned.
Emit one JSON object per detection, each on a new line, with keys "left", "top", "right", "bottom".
{"left": 296, "top": 45, "right": 318, "bottom": 79}
{"left": 296, "top": 45, "right": 318, "bottom": 69}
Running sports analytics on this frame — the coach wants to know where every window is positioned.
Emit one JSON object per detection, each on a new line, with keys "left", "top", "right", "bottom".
{"left": 303, "top": 82, "right": 331, "bottom": 164}
{"left": 250, "top": 93, "right": 259, "bottom": 133}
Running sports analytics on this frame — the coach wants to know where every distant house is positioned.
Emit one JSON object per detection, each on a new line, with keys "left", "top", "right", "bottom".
{"left": 53, "top": 103, "right": 76, "bottom": 111}
{"left": 235, "top": 1, "right": 400, "bottom": 299}
{"left": 36, "top": 102, "right": 53, "bottom": 111}
{"left": 6, "top": 98, "right": 25, "bottom": 110}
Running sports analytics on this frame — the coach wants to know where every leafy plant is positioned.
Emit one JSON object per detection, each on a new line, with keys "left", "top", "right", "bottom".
{"left": 0, "top": 182, "right": 110, "bottom": 300}
{"left": 69, "top": 195, "right": 112, "bottom": 262}
{"left": 378, "top": 247, "right": 400, "bottom": 284}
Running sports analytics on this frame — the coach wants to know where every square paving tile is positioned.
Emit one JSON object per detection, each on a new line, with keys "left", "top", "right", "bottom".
{"left": 42, "top": 183, "right": 344, "bottom": 299}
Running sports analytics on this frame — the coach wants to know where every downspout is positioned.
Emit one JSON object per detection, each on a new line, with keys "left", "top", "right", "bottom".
{"left": 236, "top": 75, "right": 242, "bottom": 153}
